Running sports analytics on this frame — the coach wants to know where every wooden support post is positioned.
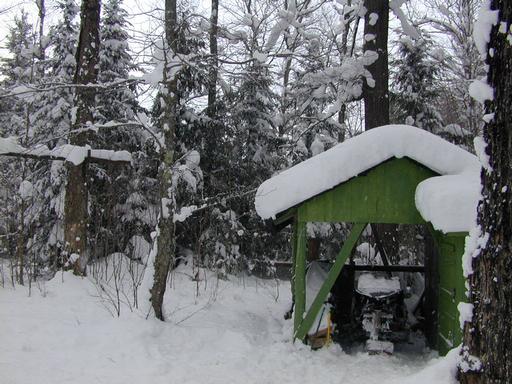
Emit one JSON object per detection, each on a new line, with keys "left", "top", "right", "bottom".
{"left": 287, "top": 215, "right": 298, "bottom": 318}
{"left": 294, "top": 222, "right": 366, "bottom": 342}
{"left": 424, "top": 225, "right": 440, "bottom": 349}
{"left": 293, "top": 221, "right": 307, "bottom": 335}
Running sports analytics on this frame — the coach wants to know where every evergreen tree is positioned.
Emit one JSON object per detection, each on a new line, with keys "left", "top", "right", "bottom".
{"left": 26, "top": 0, "right": 79, "bottom": 272}
{"left": 34, "top": 0, "right": 79, "bottom": 146}
{"left": 205, "top": 60, "right": 287, "bottom": 274}
{"left": 97, "top": 0, "right": 137, "bottom": 124}
{"left": 87, "top": 0, "right": 150, "bottom": 261}
{"left": 0, "top": 12, "right": 42, "bottom": 283}
{"left": 391, "top": 36, "right": 443, "bottom": 133}
{"left": 233, "top": 61, "right": 279, "bottom": 179}
{"left": 0, "top": 11, "right": 35, "bottom": 138}
{"left": 50, "top": 0, "right": 79, "bottom": 81}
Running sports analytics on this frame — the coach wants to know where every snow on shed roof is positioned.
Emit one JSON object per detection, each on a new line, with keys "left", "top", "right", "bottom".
{"left": 255, "top": 125, "right": 481, "bottom": 233}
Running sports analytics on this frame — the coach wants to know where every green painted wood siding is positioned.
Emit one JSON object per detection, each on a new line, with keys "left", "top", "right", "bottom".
{"left": 297, "top": 158, "right": 437, "bottom": 224}
{"left": 434, "top": 232, "right": 467, "bottom": 355}
{"left": 294, "top": 221, "right": 307, "bottom": 334}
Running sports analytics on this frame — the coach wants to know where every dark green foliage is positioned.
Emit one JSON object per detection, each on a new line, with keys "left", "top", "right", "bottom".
{"left": 87, "top": 0, "right": 152, "bottom": 261}
{"left": 391, "top": 37, "right": 443, "bottom": 132}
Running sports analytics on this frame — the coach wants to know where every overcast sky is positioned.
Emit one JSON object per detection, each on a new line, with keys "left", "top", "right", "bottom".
{"left": 0, "top": 0, "right": 209, "bottom": 60}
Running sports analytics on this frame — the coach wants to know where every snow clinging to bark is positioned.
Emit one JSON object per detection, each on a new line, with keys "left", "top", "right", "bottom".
{"left": 473, "top": 0, "right": 499, "bottom": 58}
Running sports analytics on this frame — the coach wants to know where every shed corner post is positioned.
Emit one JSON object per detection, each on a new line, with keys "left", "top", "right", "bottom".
{"left": 293, "top": 220, "right": 307, "bottom": 341}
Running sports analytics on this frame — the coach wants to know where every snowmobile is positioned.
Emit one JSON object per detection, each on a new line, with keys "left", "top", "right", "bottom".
{"left": 355, "top": 273, "right": 409, "bottom": 354}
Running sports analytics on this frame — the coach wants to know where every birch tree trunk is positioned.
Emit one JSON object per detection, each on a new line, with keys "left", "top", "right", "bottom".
{"left": 150, "top": 0, "right": 179, "bottom": 320}
{"left": 64, "top": 0, "right": 101, "bottom": 275}
{"left": 460, "top": 1, "right": 512, "bottom": 383}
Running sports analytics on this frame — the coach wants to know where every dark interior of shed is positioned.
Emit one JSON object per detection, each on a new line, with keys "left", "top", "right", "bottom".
{"left": 305, "top": 223, "right": 440, "bottom": 353}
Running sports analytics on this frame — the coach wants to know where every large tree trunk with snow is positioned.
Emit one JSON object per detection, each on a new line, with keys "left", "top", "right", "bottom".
{"left": 459, "top": 1, "right": 512, "bottom": 383}
{"left": 64, "top": 0, "right": 101, "bottom": 275}
{"left": 150, "top": 0, "right": 179, "bottom": 321}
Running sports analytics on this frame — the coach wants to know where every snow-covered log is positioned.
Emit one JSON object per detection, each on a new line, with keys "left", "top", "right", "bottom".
{"left": 0, "top": 137, "right": 132, "bottom": 165}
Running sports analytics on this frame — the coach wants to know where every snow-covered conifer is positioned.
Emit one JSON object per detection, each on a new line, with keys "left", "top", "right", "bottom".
{"left": 33, "top": 0, "right": 79, "bottom": 146}
{"left": 97, "top": 0, "right": 137, "bottom": 124}
{"left": 391, "top": 36, "right": 443, "bottom": 133}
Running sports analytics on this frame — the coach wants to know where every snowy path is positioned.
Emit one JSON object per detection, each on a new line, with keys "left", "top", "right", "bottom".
{"left": 0, "top": 264, "right": 457, "bottom": 384}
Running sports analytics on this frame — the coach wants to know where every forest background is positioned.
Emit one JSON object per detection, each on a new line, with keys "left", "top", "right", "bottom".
{"left": 0, "top": 0, "right": 484, "bottom": 303}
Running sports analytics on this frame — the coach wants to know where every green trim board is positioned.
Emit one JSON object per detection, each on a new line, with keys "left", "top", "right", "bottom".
{"left": 431, "top": 231, "right": 467, "bottom": 355}
{"left": 293, "top": 221, "right": 307, "bottom": 334}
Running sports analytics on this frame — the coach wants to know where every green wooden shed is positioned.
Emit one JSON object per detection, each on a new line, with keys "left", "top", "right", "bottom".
{"left": 255, "top": 125, "right": 481, "bottom": 355}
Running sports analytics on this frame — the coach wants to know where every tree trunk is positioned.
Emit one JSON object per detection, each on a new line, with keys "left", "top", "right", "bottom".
{"left": 150, "top": 0, "right": 179, "bottom": 321}
{"left": 337, "top": 0, "right": 354, "bottom": 142}
{"left": 37, "top": 0, "right": 46, "bottom": 62}
{"left": 207, "top": 0, "right": 219, "bottom": 118}
{"left": 362, "top": 0, "right": 397, "bottom": 258}
{"left": 280, "top": 0, "right": 312, "bottom": 137}
{"left": 16, "top": 199, "right": 25, "bottom": 285}
{"left": 363, "top": 0, "right": 389, "bottom": 129}
{"left": 307, "top": 238, "right": 320, "bottom": 262}
{"left": 64, "top": 0, "right": 101, "bottom": 275}
{"left": 460, "top": 1, "right": 512, "bottom": 383}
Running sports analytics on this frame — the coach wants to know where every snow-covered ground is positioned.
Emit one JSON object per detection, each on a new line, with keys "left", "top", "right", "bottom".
{"left": 0, "top": 259, "right": 458, "bottom": 384}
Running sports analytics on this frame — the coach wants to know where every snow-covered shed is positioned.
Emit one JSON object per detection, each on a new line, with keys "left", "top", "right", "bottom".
{"left": 255, "top": 125, "right": 480, "bottom": 355}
